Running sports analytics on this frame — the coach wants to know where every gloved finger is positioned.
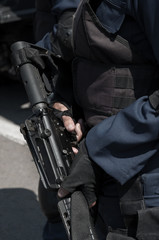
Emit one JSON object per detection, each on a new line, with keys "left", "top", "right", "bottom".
{"left": 52, "top": 102, "right": 74, "bottom": 125}
{"left": 53, "top": 102, "right": 68, "bottom": 111}
{"left": 72, "top": 146, "right": 78, "bottom": 154}
{"left": 58, "top": 187, "right": 70, "bottom": 198}
{"left": 90, "top": 201, "right": 96, "bottom": 208}
{"left": 62, "top": 115, "right": 76, "bottom": 132}
{"left": 77, "top": 118, "right": 88, "bottom": 136}
{"left": 75, "top": 122, "right": 83, "bottom": 142}
{"left": 57, "top": 169, "right": 80, "bottom": 198}
{"left": 82, "top": 186, "right": 97, "bottom": 208}
{"left": 58, "top": 185, "right": 97, "bottom": 209}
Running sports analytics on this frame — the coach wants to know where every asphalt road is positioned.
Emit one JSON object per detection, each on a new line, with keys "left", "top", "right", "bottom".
{"left": 0, "top": 78, "right": 46, "bottom": 240}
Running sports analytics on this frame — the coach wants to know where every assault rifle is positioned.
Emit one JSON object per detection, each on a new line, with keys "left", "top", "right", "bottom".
{"left": 11, "top": 41, "right": 98, "bottom": 240}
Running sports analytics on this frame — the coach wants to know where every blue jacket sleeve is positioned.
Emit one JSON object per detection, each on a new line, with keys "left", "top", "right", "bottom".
{"left": 36, "top": 33, "right": 53, "bottom": 50}
{"left": 86, "top": 97, "right": 159, "bottom": 185}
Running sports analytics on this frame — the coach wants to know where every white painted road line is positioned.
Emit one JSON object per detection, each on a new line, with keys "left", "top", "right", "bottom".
{"left": 0, "top": 116, "right": 26, "bottom": 145}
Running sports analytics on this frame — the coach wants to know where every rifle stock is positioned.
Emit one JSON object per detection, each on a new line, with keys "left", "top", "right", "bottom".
{"left": 11, "top": 41, "right": 98, "bottom": 240}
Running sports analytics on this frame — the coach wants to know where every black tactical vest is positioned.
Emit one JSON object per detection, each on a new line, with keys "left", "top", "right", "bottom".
{"left": 72, "top": 0, "right": 159, "bottom": 127}
{"left": 72, "top": 1, "right": 159, "bottom": 239}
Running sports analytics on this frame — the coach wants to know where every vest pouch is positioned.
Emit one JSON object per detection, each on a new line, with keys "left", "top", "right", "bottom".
{"left": 106, "top": 207, "right": 159, "bottom": 240}
{"left": 142, "top": 173, "right": 159, "bottom": 208}
{"left": 72, "top": 57, "right": 159, "bottom": 127}
{"left": 136, "top": 207, "right": 159, "bottom": 240}
{"left": 72, "top": 58, "right": 135, "bottom": 127}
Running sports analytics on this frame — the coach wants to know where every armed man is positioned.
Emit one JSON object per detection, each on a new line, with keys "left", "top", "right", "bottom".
{"left": 33, "top": 0, "right": 159, "bottom": 239}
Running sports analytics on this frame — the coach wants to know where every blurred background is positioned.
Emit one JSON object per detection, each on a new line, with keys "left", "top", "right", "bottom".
{"left": 0, "top": 1, "right": 47, "bottom": 239}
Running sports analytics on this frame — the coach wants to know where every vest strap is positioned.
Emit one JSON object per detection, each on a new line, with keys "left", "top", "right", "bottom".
{"left": 119, "top": 176, "right": 146, "bottom": 216}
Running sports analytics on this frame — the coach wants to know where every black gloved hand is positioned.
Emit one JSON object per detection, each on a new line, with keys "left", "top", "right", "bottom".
{"left": 58, "top": 140, "right": 102, "bottom": 207}
{"left": 50, "top": 10, "right": 75, "bottom": 61}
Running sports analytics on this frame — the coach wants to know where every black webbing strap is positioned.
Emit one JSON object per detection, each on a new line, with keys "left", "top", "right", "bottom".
{"left": 71, "top": 191, "right": 99, "bottom": 240}
{"left": 113, "top": 97, "right": 135, "bottom": 109}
